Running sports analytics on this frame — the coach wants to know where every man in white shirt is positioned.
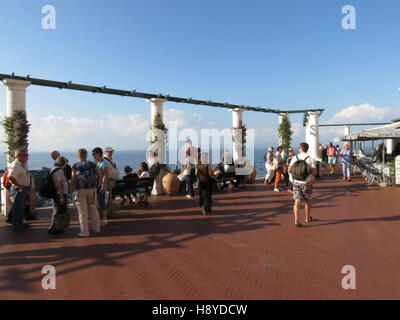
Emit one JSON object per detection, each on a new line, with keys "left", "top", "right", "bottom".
{"left": 8, "top": 149, "right": 31, "bottom": 232}
{"left": 288, "top": 142, "right": 317, "bottom": 227}
{"left": 104, "top": 146, "right": 119, "bottom": 218}
{"left": 183, "top": 138, "right": 198, "bottom": 161}
{"left": 183, "top": 148, "right": 197, "bottom": 199}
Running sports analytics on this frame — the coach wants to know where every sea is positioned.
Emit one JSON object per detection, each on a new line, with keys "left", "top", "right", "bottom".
{"left": 0, "top": 149, "right": 269, "bottom": 178}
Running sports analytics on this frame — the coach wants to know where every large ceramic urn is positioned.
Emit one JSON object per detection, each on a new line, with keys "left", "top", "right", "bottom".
{"left": 162, "top": 172, "right": 180, "bottom": 195}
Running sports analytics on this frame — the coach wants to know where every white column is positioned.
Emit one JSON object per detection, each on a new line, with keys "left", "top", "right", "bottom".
{"left": 1, "top": 79, "right": 31, "bottom": 216}
{"left": 3, "top": 79, "right": 31, "bottom": 118}
{"left": 147, "top": 98, "right": 167, "bottom": 164}
{"left": 386, "top": 139, "right": 394, "bottom": 155}
{"left": 344, "top": 125, "right": 351, "bottom": 136}
{"left": 278, "top": 113, "right": 288, "bottom": 158}
{"left": 305, "top": 111, "right": 321, "bottom": 161}
{"left": 230, "top": 108, "right": 245, "bottom": 164}
{"left": 344, "top": 125, "right": 352, "bottom": 151}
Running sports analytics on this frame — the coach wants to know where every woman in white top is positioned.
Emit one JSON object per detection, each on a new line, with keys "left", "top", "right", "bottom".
{"left": 138, "top": 162, "right": 150, "bottom": 178}
{"left": 264, "top": 147, "right": 275, "bottom": 184}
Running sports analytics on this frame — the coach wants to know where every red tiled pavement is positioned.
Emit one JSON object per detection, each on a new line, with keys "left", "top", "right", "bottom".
{"left": 1, "top": 173, "right": 400, "bottom": 300}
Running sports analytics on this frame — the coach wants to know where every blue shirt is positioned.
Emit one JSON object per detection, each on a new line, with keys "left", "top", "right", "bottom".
{"left": 97, "top": 159, "right": 109, "bottom": 174}
{"left": 340, "top": 150, "right": 352, "bottom": 165}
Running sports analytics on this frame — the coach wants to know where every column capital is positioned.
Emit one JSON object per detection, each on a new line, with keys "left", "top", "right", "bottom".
{"left": 147, "top": 98, "right": 167, "bottom": 104}
{"left": 307, "top": 111, "right": 322, "bottom": 117}
{"left": 2, "top": 79, "right": 31, "bottom": 90}
{"left": 229, "top": 108, "right": 246, "bottom": 113}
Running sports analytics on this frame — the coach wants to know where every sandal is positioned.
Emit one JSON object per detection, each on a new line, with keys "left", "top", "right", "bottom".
{"left": 305, "top": 216, "right": 313, "bottom": 223}
{"left": 294, "top": 221, "right": 303, "bottom": 227}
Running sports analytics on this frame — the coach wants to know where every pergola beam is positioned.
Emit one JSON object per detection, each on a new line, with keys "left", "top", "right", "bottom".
{"left": 319, "top": 123, "right": 391, "bottom": 127}
{"left": 0, "top": 73, "right": 324, "bottom": 115}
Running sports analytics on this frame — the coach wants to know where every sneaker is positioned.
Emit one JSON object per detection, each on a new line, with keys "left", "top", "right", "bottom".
{"left": 274, "top": 188, "right": 280, "bottom": 192}
{"left": 100, "top": 220, "right": 108, "bottom": 227}
{"left": 185, "top": 195, "right": 194, "bottom": 199}
{"left": 78, "top": 233, "right": 89, "bottom": 238}
{"left": 305, "top": 216, "right": 313, "bottom": 223}
{"left": 294, "top": 221, "right": 303, "bottom": 227}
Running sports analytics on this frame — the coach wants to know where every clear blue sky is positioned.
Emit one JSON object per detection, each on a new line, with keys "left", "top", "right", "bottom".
{"left": 0, "top": 0, "right": 399, "bottom": 150}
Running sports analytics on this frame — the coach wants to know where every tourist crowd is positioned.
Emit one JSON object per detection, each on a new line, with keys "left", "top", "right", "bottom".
{"left": 4, "top": 139, "right": 355, "bottom": 235}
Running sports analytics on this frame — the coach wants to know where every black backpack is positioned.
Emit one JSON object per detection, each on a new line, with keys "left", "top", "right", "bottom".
{"left": 40, "top": 168, "right": 61, "bottom": 199}
{"left": 292, "top": 156, "right": 310, "bottom": 181}
{"left": 64, "top": 164, "right": 72, "bottom": 181}
{"left": 76, "top": 161, "right": 98, "bottom": 189}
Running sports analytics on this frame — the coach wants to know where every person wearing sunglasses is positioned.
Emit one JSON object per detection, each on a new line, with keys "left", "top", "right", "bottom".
{"left": 8, "top": 149, "right": 31, "bottom": 232}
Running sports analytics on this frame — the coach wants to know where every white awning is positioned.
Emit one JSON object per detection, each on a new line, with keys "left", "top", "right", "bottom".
{"left": 342, "top": 122, "right": 400, "bottom": 141}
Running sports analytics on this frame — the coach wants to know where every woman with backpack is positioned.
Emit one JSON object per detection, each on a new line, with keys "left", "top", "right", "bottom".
{"left": 48, "top": 156, "right": 69, "bottom": 234}
{"left": 71, "top": 148, "right": 101, "bottom": 238}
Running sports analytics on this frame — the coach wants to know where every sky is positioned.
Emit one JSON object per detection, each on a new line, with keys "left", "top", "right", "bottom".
{"left": 0, "top": 0, "right": 399, "bottom": 151}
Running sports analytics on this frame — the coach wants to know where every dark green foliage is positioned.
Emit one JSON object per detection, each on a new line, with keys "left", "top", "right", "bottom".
{"left": 1, "top": 110, "right": 30, "bottom": 159}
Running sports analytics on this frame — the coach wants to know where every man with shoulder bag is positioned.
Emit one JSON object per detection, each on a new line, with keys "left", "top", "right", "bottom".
{"left": 103, "top": 146, "right": 119, "bottom": 218}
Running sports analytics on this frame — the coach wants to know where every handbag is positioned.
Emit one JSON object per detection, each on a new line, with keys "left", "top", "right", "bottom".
{"left": 177, "top": 172, "right": 187, "bottom": 182}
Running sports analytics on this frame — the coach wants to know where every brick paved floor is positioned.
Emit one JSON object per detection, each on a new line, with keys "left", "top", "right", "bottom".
{"left": 1, "top": 172, "right": 400, "bottom": 299}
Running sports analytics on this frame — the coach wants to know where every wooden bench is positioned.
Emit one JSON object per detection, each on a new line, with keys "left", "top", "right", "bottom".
{"left": 112, "top": 178, "right": 154, "bottom": 205}
{"left": 213, "top": 172, "right": 245, "bottom": 190}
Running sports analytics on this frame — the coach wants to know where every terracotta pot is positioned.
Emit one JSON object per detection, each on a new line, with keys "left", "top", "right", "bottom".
{"left": 162, "top": 172, "right": 180, "bottom": 195}
{"left": 245, "top": 168, "right": 257, "bottom": 184}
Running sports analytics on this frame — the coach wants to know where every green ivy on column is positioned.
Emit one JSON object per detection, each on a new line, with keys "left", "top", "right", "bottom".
{"left": 1, "top": 110, "right": 31, "bottom": 160}
{"left": 278, "top": 116, "right": 293, "bottom": 153}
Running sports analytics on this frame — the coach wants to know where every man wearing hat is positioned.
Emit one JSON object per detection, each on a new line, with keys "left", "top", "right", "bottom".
{"left": 103, "top": 147, "right": 119, "bottom": 218}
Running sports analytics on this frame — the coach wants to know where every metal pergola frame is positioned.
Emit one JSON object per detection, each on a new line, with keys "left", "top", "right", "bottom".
{"left": 319, "top": 123, "right": 391, "bottom": 127}
{"left": 0, "top": 73, "right": 324, "bottom": 117}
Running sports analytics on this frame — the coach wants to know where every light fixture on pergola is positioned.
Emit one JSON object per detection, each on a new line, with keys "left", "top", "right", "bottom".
{"left": 0, "top": 73, "right": 325, "bottom": 117}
